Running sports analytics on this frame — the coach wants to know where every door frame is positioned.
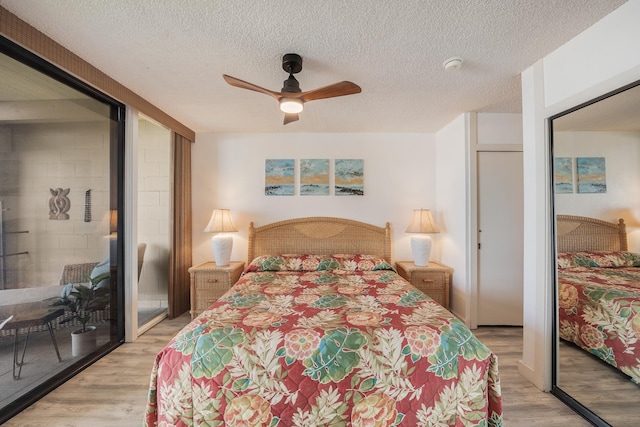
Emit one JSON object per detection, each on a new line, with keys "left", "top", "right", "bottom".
{"left": 467, "top": 114, "right": 523, "bottom": 329}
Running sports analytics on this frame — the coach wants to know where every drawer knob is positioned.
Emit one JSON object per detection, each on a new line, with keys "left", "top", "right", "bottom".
{"left": 422, "top": 279, "right": 434, "bottom": 283}
{"left": 207, "top": 279, "right": 219, "bottom": 283}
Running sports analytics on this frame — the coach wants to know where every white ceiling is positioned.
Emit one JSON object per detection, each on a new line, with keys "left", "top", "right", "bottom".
{"left": 0, "top": 0, "right": 628, "bottom": 133}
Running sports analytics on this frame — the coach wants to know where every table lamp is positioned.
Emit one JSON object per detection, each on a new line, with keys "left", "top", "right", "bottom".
{"left": 204, "top": 209, "right": 238, "bottom": 266}
{"left": 406, "top": 209, "right": 440, "bottom": 266}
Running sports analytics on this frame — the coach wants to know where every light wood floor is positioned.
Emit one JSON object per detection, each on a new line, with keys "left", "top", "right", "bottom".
{"left": 558, "top": 340, "right": 640, "bottom": 425}
{"left": 4, "top": 319, "right": 591, "bottom": 426}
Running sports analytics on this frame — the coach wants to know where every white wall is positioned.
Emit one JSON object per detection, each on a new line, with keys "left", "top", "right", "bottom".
{"left": 435, "top": 114, "right": 469, "bottom": 320}
{"left": 477, "top": 113, "right": 523, "bottom": 145}
{"left": 521, "top": 0, "right": 640, "bottom": 390}
{"left": 191, "top": 133, "right": 436, "bottom": 266}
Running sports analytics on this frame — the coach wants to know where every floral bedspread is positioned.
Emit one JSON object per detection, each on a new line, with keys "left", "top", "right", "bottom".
{"left": 145, "top": 255, "right": 502, "bottom": 426}
{"left": 558, "top": 251, "right": 640, "bottom": 383}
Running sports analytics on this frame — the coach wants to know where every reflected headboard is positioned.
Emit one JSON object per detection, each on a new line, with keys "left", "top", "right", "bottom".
{"left": 556, "top": 214, "right": 628, "bottom": 253}
{"left": 247, "top": 217, "right": 392, "bottom": 262}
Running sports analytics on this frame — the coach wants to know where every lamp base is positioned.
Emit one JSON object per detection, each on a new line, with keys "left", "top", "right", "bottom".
{"left": 411, "top": 235, "right": 432, "bottom": 267}
{"left": 211, "top": 234, "right": 233, "bottom": 266}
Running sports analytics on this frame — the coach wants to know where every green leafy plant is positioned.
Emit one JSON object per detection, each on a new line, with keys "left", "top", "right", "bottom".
{"left": 46, "top": 272, "right": 110, "bottom": 333}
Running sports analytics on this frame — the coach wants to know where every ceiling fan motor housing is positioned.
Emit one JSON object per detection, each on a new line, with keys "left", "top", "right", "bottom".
{"left": 282, "top": 75, "right": 301, "bottom": 93}
{"left": 281, "top": 53, "right": 303, "bottom": 93}
{"left": 282, "top": 53, "right": 303, "bottom": 74}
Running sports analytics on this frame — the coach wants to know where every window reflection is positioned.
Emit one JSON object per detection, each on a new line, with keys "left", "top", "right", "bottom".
{"left": 0, "top": 43, "right": 123, "bottom": 421}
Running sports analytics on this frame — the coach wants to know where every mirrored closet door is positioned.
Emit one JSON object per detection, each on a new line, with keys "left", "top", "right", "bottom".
{"left": 551, "top": 81, "right": 640, "bottom": 426}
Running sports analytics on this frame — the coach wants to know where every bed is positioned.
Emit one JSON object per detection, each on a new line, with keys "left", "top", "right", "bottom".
{"left": 144, "top": 217, "right": 502, "bottom": 426}
{"left": 556, "top": 214, "right": 640, "bottom": 383}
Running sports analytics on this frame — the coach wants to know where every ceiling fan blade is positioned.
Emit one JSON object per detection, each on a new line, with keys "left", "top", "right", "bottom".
{"left": 283, "top": 113, "right": 299, "bottom": 125}
{"left": 222, "top": 74, "right": 280, "bottom": 100}
{"left": 300, "top": 81, "right": 361, "bottom": 102}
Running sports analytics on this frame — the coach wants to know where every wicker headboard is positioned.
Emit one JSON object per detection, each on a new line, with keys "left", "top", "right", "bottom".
{"left": 247, "top": 217, "right": 392, "bottom": 262}
{"left": 556, "top": 214, "right": 628, "bottom": 253}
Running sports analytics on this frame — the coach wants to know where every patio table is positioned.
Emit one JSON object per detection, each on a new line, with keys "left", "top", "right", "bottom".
{"left": 0, "top": 302, "right": 64, "bottom": 380}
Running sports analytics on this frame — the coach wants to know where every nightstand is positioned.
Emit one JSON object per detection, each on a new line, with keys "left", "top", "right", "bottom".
{"left": 188, "top": 261, "right": 244, "bottom": 319}
{"left": 395, "top": 261, "right": 453, "bottom": 309}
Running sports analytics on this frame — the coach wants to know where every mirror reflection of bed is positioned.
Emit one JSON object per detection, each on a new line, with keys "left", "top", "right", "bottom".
{"left": 555, "top": 215, "right": 640, "bottom": 423}
{"left": 551, "top": 81, "right": 640, "bottom": 426}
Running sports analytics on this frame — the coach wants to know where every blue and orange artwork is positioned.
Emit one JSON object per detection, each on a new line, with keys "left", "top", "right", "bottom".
{"left": 335, "top": 159, "right": 364, "bottom": 196}
{"left": 554, "top": 157, "right": 573, "bottom": 194}
{"left": 300, "top": 159, "right": 329, "bottom": 195}
{"left": 265, "top": 159, "right": 295, "bottom": 196}
{"left": 577, "top": 157, "right": 606, "bottom": 194}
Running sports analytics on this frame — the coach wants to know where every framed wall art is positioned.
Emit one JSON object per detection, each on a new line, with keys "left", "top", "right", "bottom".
{"left": 265, "top": 159, "right": 295, "bottom": 196}
{"left": 300, "top": 159, "right": 329, "bottom": 195}
{"left": 577, "top": 157, "right": 606, "bottom": 193}
{"left": 554, "top": 157, "right": 573, "bottom": 194}
{"left": 335, "top": 159, "right": 363, "bottom": 196}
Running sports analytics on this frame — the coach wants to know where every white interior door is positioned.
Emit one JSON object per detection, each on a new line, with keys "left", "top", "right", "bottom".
{"left": 477, "top": 151, "right": 524, "bottom": 325}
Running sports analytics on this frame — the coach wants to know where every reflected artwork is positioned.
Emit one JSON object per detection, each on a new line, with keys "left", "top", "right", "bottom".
{"left": 554, "top": 157, "right": 573, "bottom": 194}
{"left": 577, "top": 157, "right": 606, "bottom": 193}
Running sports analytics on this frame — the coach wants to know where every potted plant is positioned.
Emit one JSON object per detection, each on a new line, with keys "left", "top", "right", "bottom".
{"left": 47, "top": 270, "right": 110, "bottom": 356}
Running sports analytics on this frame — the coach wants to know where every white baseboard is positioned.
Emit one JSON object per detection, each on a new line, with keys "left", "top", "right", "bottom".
{"left": 518, "top": 359, "right": 535, "bottom": 384}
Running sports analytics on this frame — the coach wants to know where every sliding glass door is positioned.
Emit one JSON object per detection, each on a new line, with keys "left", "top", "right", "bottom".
{"left": 0, "top": 37, "right": 124, "bottom": 422}
{"left": 137, "top": 117, "right": 170, "bottom": 330}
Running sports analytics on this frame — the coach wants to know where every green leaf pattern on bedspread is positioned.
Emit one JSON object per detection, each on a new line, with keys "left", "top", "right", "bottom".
{"left": 558, "top": 264, "right": 640, "bottom": 384}
{"left": 145, "top": 268, "right": 503, "bottom": 426}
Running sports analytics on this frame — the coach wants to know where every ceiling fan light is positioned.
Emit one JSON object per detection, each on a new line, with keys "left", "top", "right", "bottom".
{"left": 280, "top": 98, "right": 303, "bottom": 114}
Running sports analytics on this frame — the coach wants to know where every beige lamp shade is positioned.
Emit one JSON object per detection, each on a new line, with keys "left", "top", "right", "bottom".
{"left": 406, "top": 209, "right": 439, "bottom": 266}
{"left": 204, "top": 209, "right": 238, "bottom": 266}
{"left": 405, "top": 209, "right": 440, "bottom": 234}
{"left": 204, "top": 209, "right": 238, "bottom": 233}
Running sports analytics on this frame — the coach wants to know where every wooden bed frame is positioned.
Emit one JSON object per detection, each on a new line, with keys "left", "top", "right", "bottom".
{"left": 556, "top": 214, "right": 628, "bottom": 253}
{"left": 247, "top": 217, "right": 392, "bottom": 262}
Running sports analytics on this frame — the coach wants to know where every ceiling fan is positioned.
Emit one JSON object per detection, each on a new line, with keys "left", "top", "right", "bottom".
{"left": 223, "top": 53, "right": 361, "bottom": 125}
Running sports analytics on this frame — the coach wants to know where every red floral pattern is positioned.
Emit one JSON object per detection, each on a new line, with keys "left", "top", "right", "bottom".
{"left": 557, "top": 251, "right": 640, "bottom": 269}
{"left": 284, "top": 329, "right": 321, "bottom": 360}
{"left": 144, "top": 268, "right": 502, "bottom": 426}
{"left": 404, "top": 325, "right": 440, "bottom": 358}
{"left": 351, "top": 392, "right": 398, "bottom": 427}
{"left": 558, "top": 257, "right": 640, "bottom": 383}
{"left": 223, "top": 394, "right": 273, "bottom": 427}
{"left": 245, "top": 254, "right": 395, "bottom": 272}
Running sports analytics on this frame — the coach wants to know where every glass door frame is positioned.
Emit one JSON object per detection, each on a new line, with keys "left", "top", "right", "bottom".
{"left": 0, "top": 35, "right": 126, "bottom": 423}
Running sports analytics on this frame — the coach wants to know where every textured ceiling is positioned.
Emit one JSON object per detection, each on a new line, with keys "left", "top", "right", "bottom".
{"left": 0, "top": 0, "right": 628, "bottom": 133}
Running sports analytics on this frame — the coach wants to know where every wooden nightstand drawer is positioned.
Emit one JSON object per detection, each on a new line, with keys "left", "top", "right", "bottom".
{"left": 395, "top": 260, "right": 453, "bottom": 309}
{"left": 194, "top": 290, "right": 225, "bottom": 312}
{"left": 189, "top": 261, "right": 244, "bottom": 319}
{"left": 412, "top": 271, "right": 446, "bottom": 291}
{"left": 193, "top": 273, "right": 231, "bottom": 289}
